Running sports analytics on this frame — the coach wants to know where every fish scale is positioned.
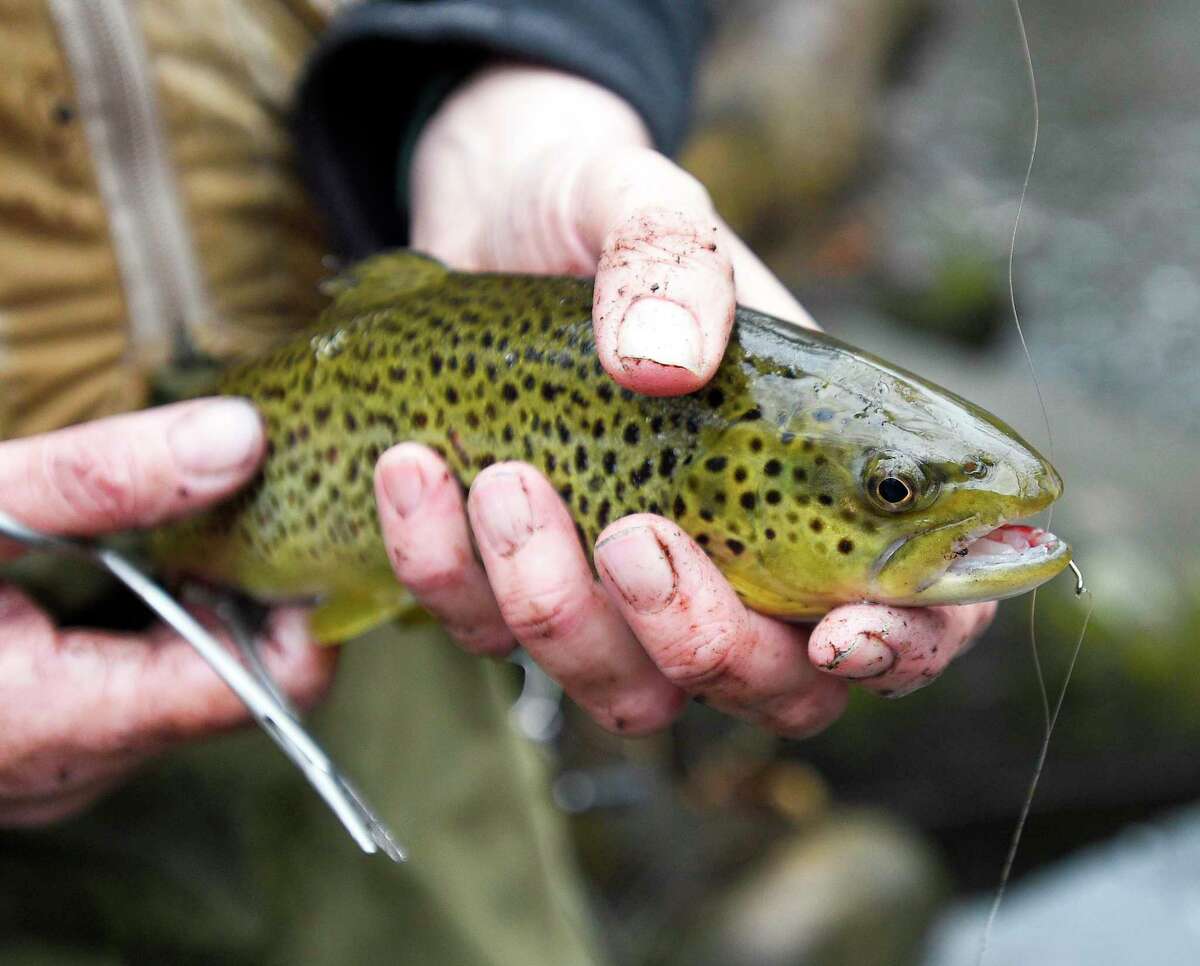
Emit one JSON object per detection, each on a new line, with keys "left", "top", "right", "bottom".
{"left": 152, "top": 251, "right": 1070, "bottom": 642}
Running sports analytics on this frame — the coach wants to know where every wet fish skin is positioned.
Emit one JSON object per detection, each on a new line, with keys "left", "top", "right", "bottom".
{"left": 152, "top": 251, "right": 1068, "bottom": 641}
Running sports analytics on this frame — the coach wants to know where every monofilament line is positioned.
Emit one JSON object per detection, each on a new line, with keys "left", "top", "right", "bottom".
{"left": 976, "top": 586, "right": 1095, "bottom": 964}
{"left": 976, "top": 1, "right": 1075, "bottom": 961}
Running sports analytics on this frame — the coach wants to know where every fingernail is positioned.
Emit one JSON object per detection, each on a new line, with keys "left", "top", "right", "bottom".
{"left": 169, "top": 399, "right": 263, "bottom": 477}
{"left": 381, "top": 456, "right": 424, "bottom": 516}
{"left": 821, "top": 633, "right": 896, "bottom": 679}
{"left": 617, "top": 298, "right": 702, "bottom": 372}
{"left": 596, "top": 525, "right": 677, "bottom": 613}
{"left": 473, "top": 471, "right": 534, "bottom": 556}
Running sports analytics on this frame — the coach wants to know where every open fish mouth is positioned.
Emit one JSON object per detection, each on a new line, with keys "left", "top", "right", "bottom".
{"left": 919, "top": 521, "right": 1072, "bottom": 604}
{"left": 947, "top": 524, "right": 1066, "bottom": 577}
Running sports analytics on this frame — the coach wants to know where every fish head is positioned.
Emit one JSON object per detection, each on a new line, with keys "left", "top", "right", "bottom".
{"left": 683, "top": 314, "right": 1070, "bottom": 617}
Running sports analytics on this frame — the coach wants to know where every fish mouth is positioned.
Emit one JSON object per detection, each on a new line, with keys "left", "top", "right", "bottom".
{"left": 946, "top": 523, "right": 1063, "bottom": 574}
{"left": 872, "top": 518, "right": 1072, "bottom": 606}
{"left": 922, "top": 521, "right": 1072, "bottom": 604}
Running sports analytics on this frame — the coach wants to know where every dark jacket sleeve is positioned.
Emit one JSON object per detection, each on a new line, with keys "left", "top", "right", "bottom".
{"left": 293, "top": 0, "right": 710, "bottom": 258}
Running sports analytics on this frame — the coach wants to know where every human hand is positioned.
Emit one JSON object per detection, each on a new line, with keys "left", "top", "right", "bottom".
{"left": 0, "top": 400, "right": 336, "bottom": 826}
{"left": 380, "top": 64, "right": 995, "bottom": 736}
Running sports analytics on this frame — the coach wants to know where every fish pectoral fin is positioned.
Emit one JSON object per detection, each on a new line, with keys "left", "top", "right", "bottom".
{"left": 319, "top": 249, "right": 449, "bottom": 315}
{"left": 309, "top": 583, "right": 421, "bottom": 645}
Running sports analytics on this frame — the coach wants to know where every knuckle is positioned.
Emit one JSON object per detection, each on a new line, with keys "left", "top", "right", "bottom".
{"left": 613, "top": 147, "right": 713, "bottom": 209}
{"left": 41, "top": 438, "right": 147, "bottom": 528}
{"left": 767, "top": 689, "right": 848, "bottom": 741}
{"left": 502, "top": 583, "right": 592, "bottom": 644}
{"left": 405, "top": 559, "right": 468, "bottom": 596}
{"left": 447, "top": 622, "right": 514, "bottom": 658}
{"left": 593, "top": 688, "right": 683, "bottom": 737}
{"left": 657, "top": 619, "right": 748, "bottom": 692}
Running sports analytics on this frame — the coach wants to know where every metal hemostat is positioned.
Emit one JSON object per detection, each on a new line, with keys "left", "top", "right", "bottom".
{"left": 0, "top": 508, "right": 405, "bottom": 863}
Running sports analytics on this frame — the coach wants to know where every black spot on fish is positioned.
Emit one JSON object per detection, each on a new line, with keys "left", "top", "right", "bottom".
{"left": 602, "top": 451, "right": 617, "bottom": 474}
{"left": 705, "top": 456, "right": 727, "bottom": 472}
{"left": 623, "top": 424, "right": 640, "bottom": 445}
{"left": 658, "top": 449, "right": 678, "bottom": 478}
{"left": 838, "top": 539, "right": 854, "bottom": 554}
{"left": 575, "top": 446, "right": 589, "bottom": 472}
{"left": 630, "top": 459, "right": 653, "bottom": 487}
{"left": 706, "top": 388, "right": 725, "bottom": 408}
{"left": 502, "top": 383, "right": 518, "bottom": 402}
{"left": 764, "top": 459, "right": 782, "bottom": 476}
{"left": 726, "top": 538, "right": 745, "bottom": 556}
{"left": 740, "top": 492, "right": 756, "bottom": 510}
{"left": 818, "top": 494, "right": 833, "bottom": 506}
{"left": 765, "top": 490, "right": 781, "bottom": 505}
{"left": 734, "top": 467, "right": 747, "bottom": 483}
{"left": 810, "top": 518, "right": 824, "bottom": 532}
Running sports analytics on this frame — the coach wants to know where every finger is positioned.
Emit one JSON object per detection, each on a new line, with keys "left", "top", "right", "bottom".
{"left": 0, "top": 399, "right": 264, "bottom": 548}
{"left": 594, "top": 515, "right": 848, "bottom": 739}
{"left": 808, "top": 601, "right": 998, "bottom": 698}
{"left": 53, "top": 606, "right": 336, "bottom": 755}
{"left": 582, "top": 147, "right": 736, "bottom": 396}
{"left": 0, "top": 775, "right": 125, "bottom": 828}
{"left": 375, "top": 443, "right": 514, "bottom": 656}
{"left": 468, "top": 464, "right": 684, "bottom": 736}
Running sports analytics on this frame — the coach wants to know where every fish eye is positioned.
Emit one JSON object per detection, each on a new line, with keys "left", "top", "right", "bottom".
{"left": 876, "top": 476, "right": 913, "bottom": 506}
{"left": 864, "top": 453, "right": 932, "bottom": 513}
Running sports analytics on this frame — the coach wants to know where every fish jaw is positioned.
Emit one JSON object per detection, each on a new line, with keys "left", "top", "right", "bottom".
{"left": 874, "top": 522, "right": 1072, "bottom": 608}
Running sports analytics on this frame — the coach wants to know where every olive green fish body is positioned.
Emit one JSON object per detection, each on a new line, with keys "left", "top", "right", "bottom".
{"left": 154, "top": 252, "right": 1070, "bottom": 639}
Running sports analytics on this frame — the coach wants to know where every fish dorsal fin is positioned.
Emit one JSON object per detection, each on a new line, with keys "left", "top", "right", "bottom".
{"left": 320, "top": 249, "right": 449, "bottom": 317}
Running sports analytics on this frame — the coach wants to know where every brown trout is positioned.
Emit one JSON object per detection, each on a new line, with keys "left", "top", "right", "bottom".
{"left": 153, "top": 251, "right": 1071, "bottom": 642}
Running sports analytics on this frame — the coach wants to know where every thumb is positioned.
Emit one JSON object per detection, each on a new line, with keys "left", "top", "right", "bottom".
{"left": 582, "top": 148, "right": 736, "bottom": 396}
{"left": 0, "top": 398, "right": 265, "bottom": 543}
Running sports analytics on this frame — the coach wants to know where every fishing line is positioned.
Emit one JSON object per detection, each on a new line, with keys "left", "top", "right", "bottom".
{"left": 976, "top": 2, "right": 1094, "bottom": 961}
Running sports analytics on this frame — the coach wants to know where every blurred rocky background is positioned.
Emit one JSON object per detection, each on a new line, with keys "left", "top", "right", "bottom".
{"left": 558, "top": 1, "right": 1200, "bottom": 963}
